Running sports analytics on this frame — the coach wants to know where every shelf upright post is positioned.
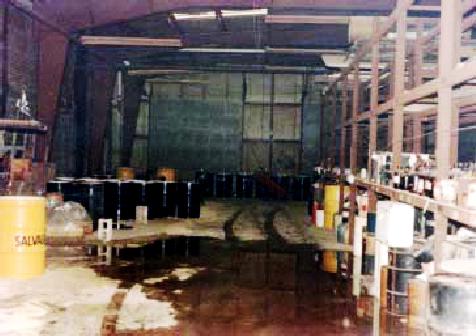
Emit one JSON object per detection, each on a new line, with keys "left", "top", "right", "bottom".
{"left": 412, "top": 20, "right": 424, "bottom": 154}
{"left": 339, "top": 78, "right": 348, "bottom": 211}
{"left": 434, "top": 0, "right": 462, "bottom": 271}
{"left": 368, "top": 18, "right": 380, "bottom": 174}
{"left": 391, "top": 6, "right": 406, "bottom": 172}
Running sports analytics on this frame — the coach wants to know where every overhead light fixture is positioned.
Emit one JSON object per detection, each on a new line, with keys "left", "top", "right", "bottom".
{"left": 173, "top": 11, "right": 216, "bottom": 21}
{"left": 221, "top": 9, "right": 268, "bottom": 17}
{"left": 173, "top": 8, "right": 268, "bottom": 20}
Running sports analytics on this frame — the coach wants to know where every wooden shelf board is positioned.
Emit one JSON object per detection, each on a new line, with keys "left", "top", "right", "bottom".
{"left": 0, "top": 119, "right": 47, "bottom": 132}
{"left": 354, "top": 178, "right": 476, "bottom": 227}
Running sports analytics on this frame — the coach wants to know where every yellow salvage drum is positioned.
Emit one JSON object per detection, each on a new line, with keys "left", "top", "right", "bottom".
{"left": 117, "top": 167, "right": 135, "bottom": 181}
{"left": 0, "top": 196, "right": 46, "bottom": 279}
{"left": 324, "top": 185, "right": 349, "bottom": 229}
{"left": 322, "top": 251, "right": 337, "bottom": 273}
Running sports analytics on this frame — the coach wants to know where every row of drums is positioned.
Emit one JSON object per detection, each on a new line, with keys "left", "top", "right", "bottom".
{"left": 195, "top": 171, "right": 312, "bottom": 201}
{"left": 47, "top": 178, "right": 201, "bottom": 223}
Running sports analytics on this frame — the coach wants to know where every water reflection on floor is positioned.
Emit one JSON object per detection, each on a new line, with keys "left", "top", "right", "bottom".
{"left": 89, "top": 237, "right": 374, "bottom": 335}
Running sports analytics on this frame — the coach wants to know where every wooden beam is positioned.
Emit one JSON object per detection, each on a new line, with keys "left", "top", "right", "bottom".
{"left": 340, "top": 77, "right": 348, "bottom": 180}
{"left": 328, "top": 0, "right": 414, "bottom": 90}
{"left": 391, "top": 7, "right": 406, "bottom": 170}
{"left": 368, "top": 17, "right": 379, "bottom": 171}
{"left": 434, "top": 0, "right": 462, "bottom": 272}
{"left": 80, "top": 36, "right": 182, "bottom": 47}
{"left": 412, "top": 21, "right": 424, "bottom": 154}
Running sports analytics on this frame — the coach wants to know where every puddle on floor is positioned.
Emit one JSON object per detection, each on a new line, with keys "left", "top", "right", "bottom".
{"left": 81, "top": 236, "right": 377, "bottom": 335}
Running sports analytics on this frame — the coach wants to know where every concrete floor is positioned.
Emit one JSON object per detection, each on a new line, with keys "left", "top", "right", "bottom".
{"left": 0, "top": 200, "right": 410, "bottom": 335}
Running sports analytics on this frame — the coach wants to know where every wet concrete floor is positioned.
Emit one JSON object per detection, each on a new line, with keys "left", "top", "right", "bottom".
{"left": 90, "top": 223, "right": 374, "bottom": 335}
{"left": 0, "top": 201, "right": 415, "bottom": 335}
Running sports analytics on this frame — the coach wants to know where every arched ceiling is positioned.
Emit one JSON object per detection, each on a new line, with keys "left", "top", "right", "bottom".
{"left": 33, "top": 0, "right": 426, "bottom": 31}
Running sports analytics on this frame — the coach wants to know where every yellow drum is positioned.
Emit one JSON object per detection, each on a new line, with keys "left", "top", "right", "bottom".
{"left": 117, "top": 167, "right": 135, "bottom": 181}
{"left": 324, "top": 185, "right": 348, "bottom": 229}
{"left": 157, "top": 167, "right": 176, "bottom": 181}
{"left": 0, "top": 196, "right": 46, "bottom": 279}
{"left": 322, "top": 251, "right": 337, "bottom": 273}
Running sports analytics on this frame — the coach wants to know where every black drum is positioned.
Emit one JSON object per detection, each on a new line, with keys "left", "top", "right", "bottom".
{"left": 271, "top": 174, "right": 291, "bottom": 200}
{"left": 389, "top": 248, "right": 421, "bottom": 270}
{"left": 236, "top": 172, "right": 254, "bottom": 198}
{"left": 119, "top": 180, "right": 145, "bottom": 220}
{"left": 177, "top": 182, "right": 201, "bottom": 219}
{"left": 255, "top": 174, "right": 270, "bottom": 199}
{"left": 145, "top": 181, "right": 165, "bottom": 219}
{"left": 103, "top": 180, "right": 120, "bottom": 221}
{"left": 195, "top": 170, "right": 214, "bottom": 198}
{"left": 291, "top": 175, "right": 311, "bottom": 201}
{"left": 387, "top": 267, "right": 421, "bottom": 293}
{"left": 47, "top": 180, "right": 74, "bottom": 198}
{"left": 386, "top": 247, "right": 422, "bottom": 316}
{"left": 216, "top": 172, "right": 233, "bottom": 198}
{"left": 75, "top": 179, "right": 104, "bottom": 224}
{"left": 163, "top": 182, "right": 178, "bottom": 217}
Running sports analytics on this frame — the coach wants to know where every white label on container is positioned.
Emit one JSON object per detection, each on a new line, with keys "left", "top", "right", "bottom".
{"left": 417, "top": 180, "right": 425, "bottom": 193}
{"left": 392, "top": 175, "right": 400, "bottom": 185}
{"left": 425, "top": 180, "right": 432, "bottom": 190}
{"left": 316, "top": 210, "right": 325, "bottom": 228}
{"left": 413, "top": 176, "right": 419, "bottom": 192}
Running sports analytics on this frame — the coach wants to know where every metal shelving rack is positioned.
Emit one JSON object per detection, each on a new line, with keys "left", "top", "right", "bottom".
{"left": 323, "top": 0, "right": 476, "bottom": 273}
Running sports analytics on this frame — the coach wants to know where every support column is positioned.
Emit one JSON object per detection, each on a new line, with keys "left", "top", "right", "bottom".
{"left": 368, "top": 18, "right": 380, "bottom": 172}
{"left": 340, "top": 78, "right": 348, "bottom": 210}
{"left": 412, "top": 21, "right": 424, "bottom": 154}
{"left": 434, "top": 0, "right": 461, "bottom": 271}
{"left": 391, "top": 8, "right": 406, "bottom": 171}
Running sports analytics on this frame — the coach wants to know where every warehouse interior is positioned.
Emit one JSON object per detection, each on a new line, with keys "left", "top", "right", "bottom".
{"left": 2, "top": 0, "right": 476, "bottom": 335}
